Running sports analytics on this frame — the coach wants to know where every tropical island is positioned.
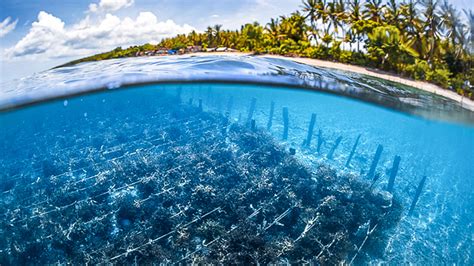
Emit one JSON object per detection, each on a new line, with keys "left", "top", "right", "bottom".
{"left": 58, "top": 0, "right": 474, "bottom": 101}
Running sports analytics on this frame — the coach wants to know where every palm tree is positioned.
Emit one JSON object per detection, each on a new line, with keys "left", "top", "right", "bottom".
{"left": 438, "top": 3, "right": 468, "bottom": 73}
{"left": 227, "top": 30, "right": 240, "bottom": 49}
{"left": 240, "top": 22, "right": 264, "bottom": 51}
{"left": 265, "top": 18, "right": 281, "bottom": 47}
{"left": 385, "top": 0, "right": 401, "bottom": 30}
{"left": 440, "top": 0, "right": 462, "bottom": 46}
{"left": 464, "top": 9, "right": 474, "bottom": 53}
{"left": 400, "top": 0, "right": 424, "bottom": 57}
{"left": 327, "top": 1, "right": 337, "bottom": 35}
{"left": 279, "top": 12, "right": 308, "bottom": 42}
{"left": 316, "top": 0, "right": 330, "bottom": 35}
{"left": 277, "top": 12, "right": 309, "bottom": 53}
{"left": 335, "top": 0, "right": 348, "bottom": 43}
{"left": 348, "top": 0, "right": 363, "bottom": 51}
{"left": 220, "top": 30, "right": 231, "bottom": 47}
{"left": 367, "top": 25, "right": 418, "bottom": 70}
{"left": 206, "top": 26, "right": 214, "bottom": 47}
{"left": 420, "top": 0, "right": 441, "bottom": 64}
{"left": 326, "top": 0, "right": 346, "bottom": 43}
{"left": 363, "top": 0, "right": 385, "bottom": 25}
{"left": 188, "top": 30, "right": 200, "bottom": 45}
{"left": 213, "top": 24, "right": 223, "bottom": 46}
{"left": 302, "top": 0, "right": 319, "bottom": 42}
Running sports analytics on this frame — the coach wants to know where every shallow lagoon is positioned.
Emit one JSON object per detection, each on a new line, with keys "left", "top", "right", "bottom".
{"left": 0, "top": 56, "right": 473, "bottom": 264}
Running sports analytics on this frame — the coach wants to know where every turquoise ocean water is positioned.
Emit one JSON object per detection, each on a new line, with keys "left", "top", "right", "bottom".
{"left": 0, "top": 56, "right": 472, "bottom": 264}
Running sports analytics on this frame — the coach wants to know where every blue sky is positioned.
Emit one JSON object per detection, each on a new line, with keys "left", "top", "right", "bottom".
{"left": 0, "top": 0, "right": 473, "bottom": 81}
{"left": 0, "top": 0, "right": 300, "bottom": 81}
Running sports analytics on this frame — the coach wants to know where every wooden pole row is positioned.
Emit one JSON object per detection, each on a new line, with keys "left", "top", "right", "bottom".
{"left": 216, "top": 96, "right": 423, "bottom": 214}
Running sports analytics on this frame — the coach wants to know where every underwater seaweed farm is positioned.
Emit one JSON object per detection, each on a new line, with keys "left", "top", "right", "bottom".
{"left": 0, "top": 56, "right": 473, "bottom": 264}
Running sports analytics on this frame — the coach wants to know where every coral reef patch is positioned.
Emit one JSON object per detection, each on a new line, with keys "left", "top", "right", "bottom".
{"left": 0, "top": 91, "right": 402, "bottom": 264}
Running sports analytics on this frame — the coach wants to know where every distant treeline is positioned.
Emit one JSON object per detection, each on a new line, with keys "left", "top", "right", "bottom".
{"left": 60, "top": 0, "right": 474, "bottom": 99}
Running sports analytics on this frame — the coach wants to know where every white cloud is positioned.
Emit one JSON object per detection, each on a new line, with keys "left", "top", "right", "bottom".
{"left": 0, "top": 17, "right": 18, "bottom": 38}
{"left": 89, "top": 0, "right": 134, "bottom": 13}
{"left": 255, "top": 0, "right": 271, "bottom": 7}
{"left": 5, "top": 11, "right": 195, "bottom": 59}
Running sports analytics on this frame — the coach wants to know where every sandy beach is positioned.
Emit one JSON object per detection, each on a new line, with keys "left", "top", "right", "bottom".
{"left": 191, "top": 52, "right": 474, "bottom": 111}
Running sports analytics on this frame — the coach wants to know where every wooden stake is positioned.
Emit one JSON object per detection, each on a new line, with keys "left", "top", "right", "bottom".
{"left": 304, "top": 113, "right": 317, "bottom": 147}
{"left": 367, "top": 145, "right": 383, "bottom": 180}
{"left": 317, "top": 130, "right": 324, "bottom": 153}
{"left": 246, "top": 97, "right": 257, "bottom": 126}
{"left": 327, "top": 136, "right": 342, "bottom": 159}
{"left": 387, "top": 156, "right": 401, "bottom": 192}
{"left": 282, "top": 107, "right": 289, "bottom": 140}
{"left": 345, "top": 134, "right": 361, "bottom": 167}
{"left": 267, "top": 101, "right": 275, "bottom": 130}
{"left": 408, "top": 176, "right": 427, "bottom": 216}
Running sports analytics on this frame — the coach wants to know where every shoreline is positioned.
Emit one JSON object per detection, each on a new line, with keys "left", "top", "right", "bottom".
{"left": 188, "top": 52, "right": 474, "bottom": 111}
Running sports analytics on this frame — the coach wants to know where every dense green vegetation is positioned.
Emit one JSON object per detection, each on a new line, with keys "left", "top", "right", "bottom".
{"left": 61, "top": 0, "right": 474, "bottom": 98}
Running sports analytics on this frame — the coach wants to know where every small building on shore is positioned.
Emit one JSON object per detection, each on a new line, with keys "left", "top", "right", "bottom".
{"left": 215, "top": 47, "right": 228, "bottom": 52}
{"left": 155, "top": 48, "right": 169, "bottom": 55}
{"left": 186, "top": 45, "right": 202, "bottom": 53}
{"left": 211, "top": 47, "right": 238, "bottom": 52}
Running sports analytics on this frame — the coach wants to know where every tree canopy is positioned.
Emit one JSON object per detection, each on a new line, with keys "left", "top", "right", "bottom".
{"left": 60, "top": 0, "right": 474, "bottom": 99}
